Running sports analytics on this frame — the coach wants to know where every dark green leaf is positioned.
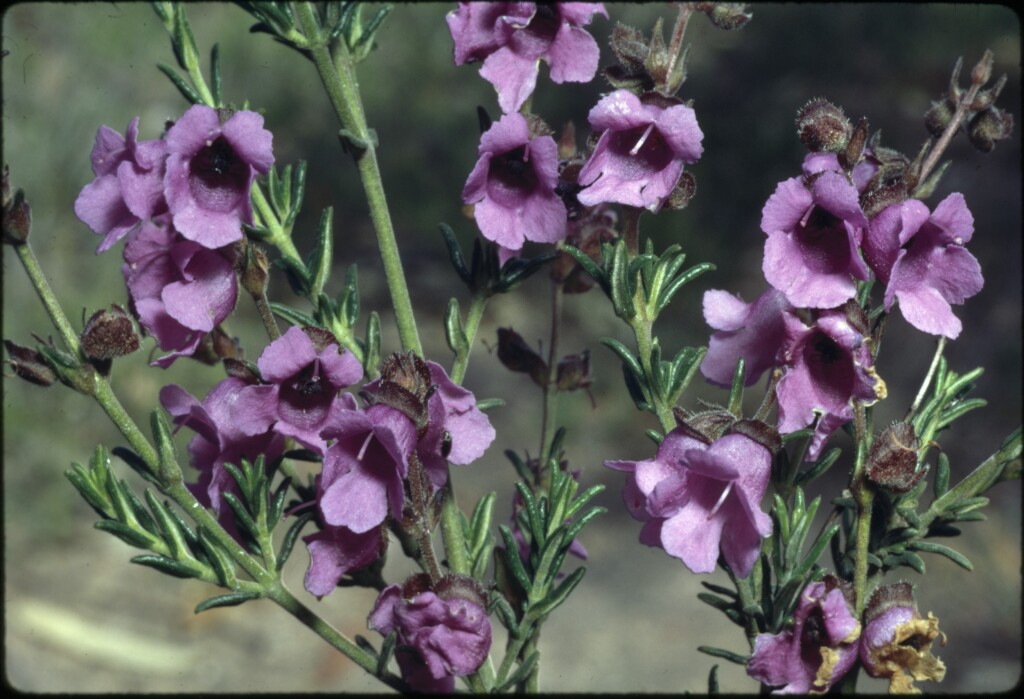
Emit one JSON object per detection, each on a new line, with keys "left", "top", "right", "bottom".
{"left": 195, "top": 590, "right": 261, "bottom": 613}
{"left": 94, "top": 519, "right": 156, "bottom": 549}
{"left": 497, "top": 651, "right": 540, "bottom": 693}
{"left": 377, "top": 631, "right": 396, "bottom": 676}
{"left": 210, "top": 43, "right": 222, "bottom": 106}
{"left": 727, "top": 358, "right": 745, "bottom": 417}
{"left": 131, "top": 553, "right": 200, "bottom": 579}
{"left": 697, "top": 646, "right": 748, "bottom": 665}
{"left": 533, "top": 566, "right": 586, "bottom": 618}
{"left": 156, "top": 63, "right": 201, "bottom": 106}
{"left": 444, "top": 298, "right": 469, "bottom": 356}
{"left": 277, "top": 511, "right": 314, "bottom": 571}
{"left": 498, "top": 525, "right": 532, "bottom": 593}
{"left": 911, "top": 541, "right": 973, "bottom": 570}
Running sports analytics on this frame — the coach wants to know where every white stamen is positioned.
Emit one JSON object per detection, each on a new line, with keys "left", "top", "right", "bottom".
{"left": 356, "top": 431, "right": 374, "bottom": 461}
{"left": 707, "top": 482, "right": 734, "bottom": 520}
{"left": 629, "top": 123, "right": 656, "bottom": 156}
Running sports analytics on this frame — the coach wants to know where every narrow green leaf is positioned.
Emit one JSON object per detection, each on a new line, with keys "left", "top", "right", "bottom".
{"left": 933, "top": 453, "right": 950, "bottom": 499}
{"left": 111, "top": 446, "right": 161, "bottom": 486}
{"left": 793, "top": 523, "right": 840, "bottom": 579}
{"left": 150, "top": 409, "right": 179, "bottom": 484}
{"left": 937, "top": 398, "right": 987, "bottom": 430}
{"left": 284, "top": 160, "right": 307, "bottom": 230}
{"left": 364, "top": 311, "right": 381, "bottom": 377}
{"left": 195, "top": 590, "right": 261, "bottom": 613}
{"left": 911, "top": 541, "right": 973, "bottom": 570}
{"left": 131, "top": 554, "right": 200, "bottom": 579}
{"left": 439, "top": 223, "right": 472, "bottom": 286}
{"left": 561, "top": 506, "right": 605, "bottom": 544}
{"left": 697, "top": 592, "right": 737, "bottom": 613}
{"left": 277, "top": 512, "right": 314, "bottom": 571}
{"left": 66, "top": 466, "right": 113, "bottom": 517}
{"left": 697, "top": 646, "right": 748, "bottom": 665}
{"left": 609, "top": 240, "right": 636, "bottom": 319}
{"left": 490, "top": 592, "right": 520, "bottom": 636}
{"left": 269, "top": 302, "right": 317, "bottom": 328}
{"left": 561, "top": 244, "right": 607, "bottom": 292}
{"left": 156, "top": 63, "right": 201, "bottom": 104}
{"left": 795, "top": 448, "right": 842, "bottom": 487}
{"left": 94, "top": 519, "right": 157, "bottom": 549}
{"left": 353, "top": 4, "right": 392, "bottom": 52}
{"left": 444, "top": 298, "right": 469, "bottom": 356}
{"left": 209, "top": 43, "right": 222, "bottom": 106}
{"left": 469, "top": 492, "right": 497, "bottom": 558}
{"left": 708, "top": 665, "right": 720, "bottom": 694}
{"left": 172, "top": 6, "right": 201, "bottom": 73}
{"left": 198, "top": 528, "right": 238, "bottom": 588}
{"left": 498, "top": 651, "right": 540, "bottom": 693}
{"left": 533, "top": 566, "right": 586, "bottom": 618}
{"left": 700, "top": 582, "right": 739, "bottom": 598}
{"left": 308, "top": 207, "right": 334, "bottom": 300}
{"left": 498, "top": 525, "right": 532, "bottom": 593}
{"left": 600, "top": 337, "right": 644, "bottom": 381}
{"left": 144, "top": 489, "right": 189, "bottom": 560}
{"left": 564, "top": 484, "right": 605, "bottom": 521}
{"left": 377, "top": 631, "right": 397, "bottom": 676}
{"left": 727, "top": 357, "right": 745, "bottom": 417}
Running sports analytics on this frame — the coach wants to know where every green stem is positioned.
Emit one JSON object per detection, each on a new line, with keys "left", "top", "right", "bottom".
{"left": 295, "top": 2, "right": 422, "bottom": 356}
{"left": 251, "top": 185, "right": 303, "bottom": 268}
{"left": 849, "top": 403, "right": 874, "bottom": 615}
{"left": 633, "top": 312, "right": 676, "bottom": 433}
{"left": 449, "top": 293, "right": 488, "bottom": 385}
{"left": 263, "top": 582, "right": 404, "bottom": 690}
{"left": 439, "top": 476, "right": 471, "bottom": 576}
{"left": 15, "top": 243, "right": 82, "bottom": 355}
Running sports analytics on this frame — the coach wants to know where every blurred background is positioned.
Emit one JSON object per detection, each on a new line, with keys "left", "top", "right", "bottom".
{"left": 3, "top": 3, "right": 1020, "bottom": 693}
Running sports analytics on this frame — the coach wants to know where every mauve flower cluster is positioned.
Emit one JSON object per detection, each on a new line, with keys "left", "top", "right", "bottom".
{"left": 75, "top": 105, "right": 274, "bottom": 365}
{"left": 447, "top": 2, "right": 608, "bottom": 114}
{"left": 369, "top": 574, "right": 492, "bottom": 693}
{"left": 160, "top": 334, "right": 495, "bottom": 597}
{"left": 698, "top": 136, "right": 981, "bottom": 460}
{"left": 605, "top": 424, "right": 773, "bottom": 578}
{"left": 748, "top": 579, "right": 946, "bottom": 694}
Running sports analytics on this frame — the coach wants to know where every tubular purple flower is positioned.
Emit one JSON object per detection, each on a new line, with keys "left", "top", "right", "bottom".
{"left": 159, "top": 378, "right": 285, "bottom": 536}
{"left": 316, "top": 401, "right": 417, "bottom": 534}
{"left": 576, "top": 90, "right": 704, "bottom": 212}
{"left": 447, "top": 2, "right": 607, "bottom": 113}
{"left": 462, "top": 112, "right": 567, "bottom": 251}
{"left": 369, "top": 575, "right": 492, "bottom": 689}
{"left": 605, "top": 430, "right": 772, "bottom": 578}
{"left": 122, "top": 217, "right": 238, "bottom": 368}
{"left": 303, "top": 516, "right": 386, "bottom": 597}
{"left": 862, "top": 193, "right": 983, "bottom": 339}
{"left": 747, "top": 578, "right": 861, "bottom": 694}
{"left": 761, "top": 172, "right": 870, "bottom": 308}
{"left": 75, "top": 117, "right": 168, "bottom": 253}
{"left": 700, "top": 288, "right": 791, "bottom": 388}
{"left": 776, "top": 308, "right": 886, "bottom": 460}
{"left": 164, "top": 105, "right": 274, "bottom": 249}
{"left": 230, "top": 326, "right": 364, "bottom": 453}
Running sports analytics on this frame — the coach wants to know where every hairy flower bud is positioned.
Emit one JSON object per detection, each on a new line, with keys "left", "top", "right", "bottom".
{"left": 968, "top": 106, "right": 1014, "bottom": 153}
{"left": 4, "top": 340, "right": 56, "bottom": 387}
{"left": 924, "top": 98, "right": 958, "bottom": 139}
{"left": 2, "top": 186, "right": 31, "bottom": 245}
{"left": 81, "top": 305, "right": 140, "bottom": 363}
{"left": 867, "top": 421, "right": 924, "bottom": 494}
{"left": 704, "top": 3, "right": 753, "bottom": 31}
{"left": 796, "top": 99, "right": 852, "bottom": 153}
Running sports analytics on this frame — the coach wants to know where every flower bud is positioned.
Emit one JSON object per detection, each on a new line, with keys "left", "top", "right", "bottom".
{"left": 240, "top": 241, "right": 271, "bottom": 299}
{"left": 867, "top": 421, "right": 924, "bottom": 494}
{"left": 2, "top": 187, "right": 31, "bottom": 245}
{"left": 704, "top": 3, "right": 753, "bottom": 31}
{"left": 796, "top": 99, "right": 852, "bottom": 153}
{"left": 924, "top": 98, "right": 958, "bottom": 138}
{"left": 4, "top": 340, "right": 56, "bottom": 387}
{"left": 81, "top": 305, "right": 140, "bottom": 363}
{"left": 968, "top": 106, "right": 1014, "bottom": 153}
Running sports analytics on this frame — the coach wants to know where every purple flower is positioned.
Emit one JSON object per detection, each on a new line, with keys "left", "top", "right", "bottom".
{"left": 160, "top": 377, "right": 285, "bottom": 534}
{"left": 747, "top": 578, "right": 860, "bottom": 694}
{"left": 122, "top": 217, "right": 238, "bottom": 368}
{"left": 303, "top": 516, "right": 385, "bottom": 598}
{"left": 776, "top": 307, "right": 886, "bottom": 460}
{"left": 859, "top": 582, "right": 946, "bottom": 693}
{"left": 231, "top": 326, "right": 363, "bottom": 452}
{"left": 761, "top": 172, "right": 870, "bottom": 308}
{"left": 700, "top": 288, "right": 791, "bottom": 388}
{"left": 447, "top": 2, "right": 607, "bottom": 113}
{"left": 462, "top": 112, "right": 567, "bottom": 252}
{"left": 576, "top": 90, "right": 704, "bottom": 212}
{"left": 75, "top": 117, "right": 168, "bottom": 253}
{"left": 605, "top": 430, "right": 772, "bottom": 578}
{"left": 317, "top": 401, "right": 417, "bottom": 534}
{"left": 801, "top": 151, "right": 878, "bottom": 192}
{"left": 369, "top": 575, "right": 492, "bottom": 690}
{"left": 862, "top": 193, "right": 983, "bottom": 339}
{"left": 164, "top": 105, "right": 274, "bottom": 249}
{"left": 419, "top": 361, "right": 497, "bottom": 474}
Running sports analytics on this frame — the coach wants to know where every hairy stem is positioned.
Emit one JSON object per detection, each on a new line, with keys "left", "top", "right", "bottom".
{"left": 449, "top": 292, "right": 488, "bottom": 385}
{"left": 295, "top": 2, "right": 422, "bottom": 356}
